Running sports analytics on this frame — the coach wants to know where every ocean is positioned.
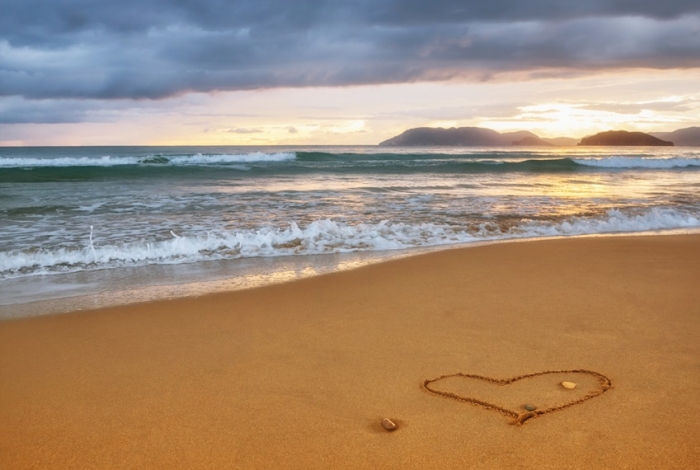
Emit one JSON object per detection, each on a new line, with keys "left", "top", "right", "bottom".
{"left": 1, "top": 145, "right": 699, "bottom": 318}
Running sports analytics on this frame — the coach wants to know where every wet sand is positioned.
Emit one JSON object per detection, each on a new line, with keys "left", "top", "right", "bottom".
{"left": 1, "top": 235, "right": 699, "bottom": 469}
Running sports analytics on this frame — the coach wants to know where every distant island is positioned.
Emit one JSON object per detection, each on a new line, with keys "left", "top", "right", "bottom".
{"left": 379, "top": 126, "right": 700, "bottom": 146}
{"left": 651, "top": 127, "right": 700, "bottom": 146}
{"left": 579, "top": 130, "right": 673, "bottom": 146}
{"left": 379, "top": 127, "right": 569, "bottom": 147}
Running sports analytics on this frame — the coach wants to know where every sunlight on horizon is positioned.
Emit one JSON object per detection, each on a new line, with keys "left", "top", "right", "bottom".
{"left": 3, "top": 71, "right": 700, "bottom": 146}
{"left": 481, "top": 101, "right": 692, "bottom": 138}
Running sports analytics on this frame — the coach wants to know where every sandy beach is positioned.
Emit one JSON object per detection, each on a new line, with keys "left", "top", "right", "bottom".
{"left": 1, "top": 234, "right": 699, "bottom": 469}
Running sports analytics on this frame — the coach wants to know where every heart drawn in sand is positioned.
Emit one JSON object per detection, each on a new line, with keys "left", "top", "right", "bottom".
{"left": 423, "top": 369, "right": 612, "bottom": 425}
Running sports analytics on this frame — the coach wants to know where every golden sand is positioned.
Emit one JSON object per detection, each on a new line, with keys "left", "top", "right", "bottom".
{"left": 1, "top": 235, "right": 699, "bottom": 468}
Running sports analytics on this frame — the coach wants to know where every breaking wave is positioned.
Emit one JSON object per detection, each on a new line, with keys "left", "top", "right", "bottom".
{"left": 2, "top": 208, "right": 698, "bottom": 278}
{"left": 0, "top": 152, "right": 296, "bottom": 168}
{"left": 573, "top": 156, "right": 700, "bottom": 168}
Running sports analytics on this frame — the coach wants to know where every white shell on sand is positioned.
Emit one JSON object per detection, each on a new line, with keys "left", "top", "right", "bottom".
{"left": 381, "top": 418, "right": 397, "bottom": 431}
{"left": 561, "top": 381, "right": 577, "bottom": 390}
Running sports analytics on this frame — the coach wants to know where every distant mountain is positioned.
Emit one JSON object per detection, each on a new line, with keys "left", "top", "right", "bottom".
{"left": 500, "top": 130, "right": 539, "bottom": 141}
{"left": 379, "top": 127, "right": 504, "bottom": 146}
{"left": 500, "top": 131, "right": 552, "bottom": 146}
{"left": 542, "top": 137, "right": 579, "bottom": 146}
{"left": 511, "top": 136, "right": 554, "bottom": 146}
{"left": 650, "top": 127, "right": 700, "bottom": 146}
{"left": 379, "top": 127, "right": 562, "bottom": 146}
{"left": 579, "top": 130, "right": 673, "bottom": 146}
{"left": 379, "top": 125, "right": 700, "bottom": 147}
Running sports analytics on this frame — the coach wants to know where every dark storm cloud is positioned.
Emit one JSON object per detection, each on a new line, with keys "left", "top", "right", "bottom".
{"left": 1, "top": 0, "right": 699, "bottom": 108}
{"left": 0, "top": 97, "right": 113, "bottom": 123}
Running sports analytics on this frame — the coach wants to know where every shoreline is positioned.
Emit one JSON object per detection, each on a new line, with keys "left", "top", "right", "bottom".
{"left": 1, "top": 233, "right": 699, "bottom": 468}
{"left": 0, "top": 246, "right": 432, "bottom": 320}
{"left": 2, "top": 227, "right": 698, "bottom": 321}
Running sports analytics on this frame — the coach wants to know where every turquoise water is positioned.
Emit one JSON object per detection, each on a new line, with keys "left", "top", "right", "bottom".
{"left": 1, "top": 145, "right": 699, "bottom": 315}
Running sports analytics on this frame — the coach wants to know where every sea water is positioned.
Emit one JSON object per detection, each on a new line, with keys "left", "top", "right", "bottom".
{"left": 1, "top": 145, "right": 699, "bottom": 317}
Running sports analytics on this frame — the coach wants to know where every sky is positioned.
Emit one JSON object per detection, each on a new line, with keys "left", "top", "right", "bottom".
{"left": 1, "top": 0, "right": 699, "bottom": 146}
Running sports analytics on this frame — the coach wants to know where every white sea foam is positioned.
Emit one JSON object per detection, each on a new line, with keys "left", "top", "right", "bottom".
{"left": 2, "top": 208, "right": 698, "bottom": 278}
{"left": 0, "top": 152, "right": 296, "bottom": 168}
{"left": 168, "top": 152, "right": 295, "bottom": 164}
{"left": 514, "top": 208, "right": 699, "bottom": 236}
{"left": 573, "top": 156, "right": 700, "bottom": 168}
{"left": 0, "top": 156, "right": 139, "bottom": 167}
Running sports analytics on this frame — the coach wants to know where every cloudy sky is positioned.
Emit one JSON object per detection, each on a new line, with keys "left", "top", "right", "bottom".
{"left": 1, "top": 0, "right": 699, "bottom": 145}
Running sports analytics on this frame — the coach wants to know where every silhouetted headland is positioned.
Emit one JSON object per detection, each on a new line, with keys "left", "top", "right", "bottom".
{"left": 379, "top": 127, "right": 567, "bottom": 146}
{"left": 578, "top": 130, "right": 673, "bottom": 146}
{"left": 651, "top": 127, "right": 700, "bottom": 146}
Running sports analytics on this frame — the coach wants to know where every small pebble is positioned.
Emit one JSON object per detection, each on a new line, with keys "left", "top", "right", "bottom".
{"left": 561, "top": 381, "right": 577, "bottom": 390}
{"left": 523, "top": 404, "right": 537, "bottom": 412}
{"left": 381, "top": 418, "right": 397, "bottom": 431}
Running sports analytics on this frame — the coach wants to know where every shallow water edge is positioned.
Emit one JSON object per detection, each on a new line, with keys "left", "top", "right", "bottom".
{"left": 2, "top": 228, "right": 698, "bottom": 321}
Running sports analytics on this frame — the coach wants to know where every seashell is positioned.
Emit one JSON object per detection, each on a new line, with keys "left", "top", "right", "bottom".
{"left": 561, "top": 381, "right": 577, "bottom": 390}
{"left": 381, "top": 418, "right": 397, "bottom": 431}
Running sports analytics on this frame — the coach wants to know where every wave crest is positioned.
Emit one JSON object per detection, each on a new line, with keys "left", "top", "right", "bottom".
{"left": 573, "top": 156, "right": 700, "bottom": 168}
{"left": 2, "top": 208, "right": 698, "bottom": 278}
{"left": 0, "top": 152, "right": 296, "bottom": 168}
